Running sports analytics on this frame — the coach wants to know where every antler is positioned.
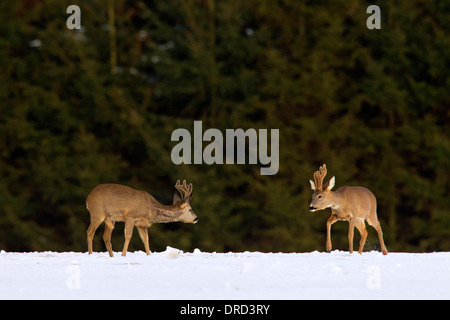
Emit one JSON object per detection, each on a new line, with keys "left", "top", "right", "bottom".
{"left": 173, "top": 179, "right": 193, "bottom": 204}
{"left": 313, "top": 164, "right": 327, "bottom": 191}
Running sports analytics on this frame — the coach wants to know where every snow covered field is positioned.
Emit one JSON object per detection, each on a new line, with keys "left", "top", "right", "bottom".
{"left": 1, "top": 248, "right": 449, "bottom": 300}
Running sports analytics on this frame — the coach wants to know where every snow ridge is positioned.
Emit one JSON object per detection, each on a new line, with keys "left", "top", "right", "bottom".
{"left": 0, "top": 248, "right": 449, "bottom": 299}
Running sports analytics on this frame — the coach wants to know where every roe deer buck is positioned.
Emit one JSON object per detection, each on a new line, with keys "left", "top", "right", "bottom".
{"left": 309, "top": 164, "right": 388, "bottom": 255}
{"left": 86, "top": 180, "right": 198, "bottom": 257}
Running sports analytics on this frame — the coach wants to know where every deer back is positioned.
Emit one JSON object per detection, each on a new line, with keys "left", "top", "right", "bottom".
{"left": 87, "top": 184, "right": 151, "bottom": 219}
{"left": 333, "top": 186, "right": 376, "bottom": 216}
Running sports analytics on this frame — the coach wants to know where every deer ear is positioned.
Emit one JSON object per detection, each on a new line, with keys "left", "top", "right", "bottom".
{"left": 309, "top": 180, "right": 316, "bottom": 190}
{"left": 325, "top": 176, "right": 335, "bottom": 191}
{"left": 173, "top": 191, "right": 181, "bottom": 204}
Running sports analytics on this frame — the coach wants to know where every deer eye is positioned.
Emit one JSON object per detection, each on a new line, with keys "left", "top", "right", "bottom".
{"left": 318, "top": 195, "right": 323, "bottom": 199}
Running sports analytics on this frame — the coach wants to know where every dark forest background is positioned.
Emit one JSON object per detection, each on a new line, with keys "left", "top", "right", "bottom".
{"left": 0, "top": 0, "right": 449, "bottom": 254}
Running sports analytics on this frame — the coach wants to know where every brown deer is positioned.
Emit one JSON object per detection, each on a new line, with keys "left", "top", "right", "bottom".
{"left": 309, "top": 164, "right": 388, "bottom": 255}
{"left": 86, "top": 180, "right": 198, "bottom": 257}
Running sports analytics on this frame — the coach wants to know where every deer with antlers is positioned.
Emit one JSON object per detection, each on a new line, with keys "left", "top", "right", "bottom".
{"left": 86, "top": 180, "right": 197, "bottom": 257}
{"left": 309, "top": 164, "right": 388, "bottom": 255}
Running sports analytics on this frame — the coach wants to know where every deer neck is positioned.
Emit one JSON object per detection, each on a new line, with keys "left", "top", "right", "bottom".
{"left": 328, "top": 190, "right": 346, "bottom": 211}
{"left": 150, "top": 200, "right": 182, "bottom": 223}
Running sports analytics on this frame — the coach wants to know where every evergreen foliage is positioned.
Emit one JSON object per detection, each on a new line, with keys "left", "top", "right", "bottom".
{"left": 0, "top": 1, "right": 448, "bottom": 253}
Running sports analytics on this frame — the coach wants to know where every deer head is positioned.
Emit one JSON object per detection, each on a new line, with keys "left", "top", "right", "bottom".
{"left": 172, "top": 180, "right": 196, "bottom": 223}
{"left": 309, "top": 164, "right": 335, "bottom": 212}
{"left": 175, "top": 195, "right": 198, "bottom": 223}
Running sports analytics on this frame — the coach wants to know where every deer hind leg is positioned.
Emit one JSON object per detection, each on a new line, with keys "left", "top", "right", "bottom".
{"left": 137, "top": 226, "right": 151, "bottom": 255}
{"left": 367, "top": 217, "right": 388, "bottom": 255}
{"left": 103, "top": 218, "right": 115, "bottom": 257}
{"left": 121, "top": 219, "right": 135, "bottom": 257}
{"left": 354, "top": 219, "right": 368, "bottom": 254}
{"left": 87, "top": 213, "right": 106, "bottom": 255}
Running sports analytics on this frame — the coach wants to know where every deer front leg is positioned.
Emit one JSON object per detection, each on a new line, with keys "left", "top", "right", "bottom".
{"left": 326, "top": 214, "right": 339, "bottom": 253}
{"left": 348, "top": 218, "right": 355, "bottom": 254}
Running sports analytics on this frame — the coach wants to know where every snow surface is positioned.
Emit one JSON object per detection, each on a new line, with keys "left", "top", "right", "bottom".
{"left": 1, "top": 248, "right": 449, "bottom": 300}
